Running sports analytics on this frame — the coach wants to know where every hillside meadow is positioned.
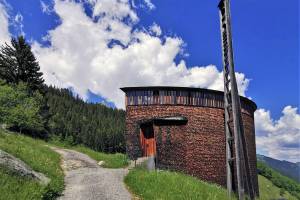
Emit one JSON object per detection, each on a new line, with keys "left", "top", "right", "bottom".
{"left": 125, "top": 163, "right": 299, "bottom": 200}
{"left": 0, "top": 129, "right": 128, "bottom": 199}
{"left": 0, "top": 129, "right": 64, "bottom": 200}
{"left": 1, "top": 128, "right": 299, "bottom": 200}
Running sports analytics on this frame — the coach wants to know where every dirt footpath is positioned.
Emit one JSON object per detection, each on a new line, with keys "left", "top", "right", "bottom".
{"left": 52, "top": 147, "right": 131, "bottom": 200}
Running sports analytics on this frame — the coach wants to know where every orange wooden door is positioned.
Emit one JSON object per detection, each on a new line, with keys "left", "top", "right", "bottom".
{"left": 140, "top": 124, "right": 156, "bottom": 157}
{"left": 145, "top": 137, "right": 155, "bottom": 156}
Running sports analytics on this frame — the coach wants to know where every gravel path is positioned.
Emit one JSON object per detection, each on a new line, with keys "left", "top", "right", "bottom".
{"left": 52, "top": 147, "right": 132, "bottom": 200}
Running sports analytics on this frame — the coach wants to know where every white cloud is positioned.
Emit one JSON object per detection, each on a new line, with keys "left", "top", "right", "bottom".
{"left": 13, "top": 12, "right": 24, "bottom": 36}
{"left": 91, "top": 0, "right": 138, "bottom": 22}
{"left": 0, "top": 1, "right": 25, "bottom": 43}
{"left": 0, "top": 2, "right": 10, "bottom": 44}
{"left": 150, "top": 23, "right": 161, "bottom": 36}
{"left": 40, "top": 0, "right": 52, "bottom": 15}
{"left": 1, "top": 0, "right": 298, "bottom": 163}
{"left": 131, "top": 0, "right": 137, "bottom": 9}
{"left": 255, "top": 106, "right": 300, "bottom": 162}
{"left": 143, "top": 0, "right": 155, "bottom": 10}
{"left": 14, "top": 12, "right": 22, "bottom": 22}
{"left": 31, "top": 0, "right": 250, "bottom": 109}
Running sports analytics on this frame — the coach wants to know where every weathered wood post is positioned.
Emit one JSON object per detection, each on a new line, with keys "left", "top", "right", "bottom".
{"left": 218, "top": 0, "right": 255, "bottom": 199}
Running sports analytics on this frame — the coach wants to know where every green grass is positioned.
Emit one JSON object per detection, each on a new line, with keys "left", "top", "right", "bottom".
{"left": 0, "top": 129, "right": 64, "bottom": 200}
{"left": 125, "top": 165, "right": 298, "bottom": 200}
{"left": 257, "top": 161, "right": 300, "bottom": 199}
{"left": 49, "top": 137, "right": 128, "bottom": 168}
{"left": 0, "top": 167, "right": 45, "bottom": 200}
{"left": 0, "top": 130, "right": 127, "bottom": 199}
{"left": 258, "top": 175, "right": 297, "bottom": 200}
{"left": 125, "top": 167, "right": 232, "bottom": 200}
{"left": 1, "top": 128, "right": 297, "bottom": 200}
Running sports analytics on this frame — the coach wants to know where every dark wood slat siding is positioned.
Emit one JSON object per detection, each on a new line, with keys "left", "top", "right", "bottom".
{"left": 124, "top": 89, "right": 253, "bottom": 116}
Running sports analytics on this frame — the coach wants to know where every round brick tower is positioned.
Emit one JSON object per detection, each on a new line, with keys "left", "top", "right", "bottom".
{"left": 121, "top": 86, "right": 258, "bottom": 195}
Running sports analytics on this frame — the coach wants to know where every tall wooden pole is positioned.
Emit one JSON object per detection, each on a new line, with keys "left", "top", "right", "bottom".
{"left": 219, "top": 7, "right": 234, "bottom": 198}
{"left": 218, "top": 0, "right": 255, "bottom": 199}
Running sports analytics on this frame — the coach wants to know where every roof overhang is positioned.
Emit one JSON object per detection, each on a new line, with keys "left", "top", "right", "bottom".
{"left": 120, "top": 86, "right": 257, "bottom": 111}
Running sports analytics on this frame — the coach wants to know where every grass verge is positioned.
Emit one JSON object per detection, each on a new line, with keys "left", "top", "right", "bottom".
{"left": 49, "top": 137, "right": 128, "bottom": 168}
{"left": 124, "top": 167, "right": 232, "bottom": 200}
{"left": 125, "top": 165, "right": 298, "bottom": 200}
{"left": 0, "top": 129, "right": 64, "bottom": 200}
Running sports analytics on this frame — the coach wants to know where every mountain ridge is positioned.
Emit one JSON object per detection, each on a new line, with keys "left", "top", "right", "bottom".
{"left": 257, "top": 154, "right": 300, "bottom": 183}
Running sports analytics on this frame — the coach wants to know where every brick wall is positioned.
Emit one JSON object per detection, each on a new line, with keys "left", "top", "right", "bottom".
{"left": 125, "top": 104, "right": 258, "bottom": 195}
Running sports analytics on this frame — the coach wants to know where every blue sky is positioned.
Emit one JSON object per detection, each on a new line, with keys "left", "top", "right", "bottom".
{"left": 5, "top": 0, "right": 299, "bottom": 119}
{"left": 137, "top": 0, "right": 299, "bottom": 119}
{"left": 1, "top": 0, "right": 299, "bottom": 162}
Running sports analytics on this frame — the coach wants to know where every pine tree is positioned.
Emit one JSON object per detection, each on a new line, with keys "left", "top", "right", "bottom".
{"left": 0, "top": 36, "right": 44, "bottom": 91}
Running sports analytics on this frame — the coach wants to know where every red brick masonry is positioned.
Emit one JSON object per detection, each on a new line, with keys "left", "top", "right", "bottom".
{"left": 125, "top": 104, "right": 259, "bottom": 195}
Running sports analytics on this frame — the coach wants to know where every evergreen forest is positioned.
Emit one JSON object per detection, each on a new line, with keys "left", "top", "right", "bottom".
{"left": 0, "top": 36, "right": 126, "bottom": 153}
{"left": 45, "top": 86, "right": 125, "bottom": 152}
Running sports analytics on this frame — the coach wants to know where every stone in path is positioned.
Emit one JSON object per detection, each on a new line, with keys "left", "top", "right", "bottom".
{"left": 52, "top": 147, "right": 131, "bottom": 200}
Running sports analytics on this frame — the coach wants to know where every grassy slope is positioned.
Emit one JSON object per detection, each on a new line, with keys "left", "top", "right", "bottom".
{"left": 258, "top": 175, "right": 297, "bottom": 200}
{"left": 125, "top": 168, "right": 232, "bottom": 200}
{"left": 257, "top": 161, "right": 300, "bottom": 199}
{"left": 49, "top": 138, "right": 128, "bottom": 168}
{"left": 1, "top": 128, "right": 296, "bottom": 200}
{"left": 0, "top": 168, "right": 45, "bottom": 200}
{"left": 0, "top": 129, "right": 64, "bottom": 200}
{"left": 125, "top": 167, "right": 298, "bottom": 200}
{"left": 0, "top": 129, "right": 128, "bottom": 200}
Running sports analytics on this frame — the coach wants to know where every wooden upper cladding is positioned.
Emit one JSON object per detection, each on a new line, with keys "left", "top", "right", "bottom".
{"left": 120, "top": 86, "right": 257, "bottom": 114}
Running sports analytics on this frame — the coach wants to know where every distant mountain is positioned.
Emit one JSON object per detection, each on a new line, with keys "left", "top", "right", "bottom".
{"left": 257, "top": 154, "right": 300, "bottom": 183}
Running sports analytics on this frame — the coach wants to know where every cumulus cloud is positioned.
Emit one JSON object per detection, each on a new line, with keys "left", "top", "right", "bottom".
{"left": 0, "top": 1, "right": 25, "bottom": 43}
{"left": 31, "top": 0, "right": 250, "bottom": 108}
{"left": 90, "top": 0, "right": 138, "bottom": 22}
{"left": 1, "top": 0, "right": 298, "bottom": 163}
{"left": 255, "top": 106, "right": 300, "bottom": 162}
{"left": 0, "top": 1, "right": 10, "bottom": 44}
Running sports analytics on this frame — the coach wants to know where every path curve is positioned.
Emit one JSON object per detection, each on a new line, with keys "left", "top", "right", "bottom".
{"left": 52, "top": 147, "right": 131, "bottom": 200}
